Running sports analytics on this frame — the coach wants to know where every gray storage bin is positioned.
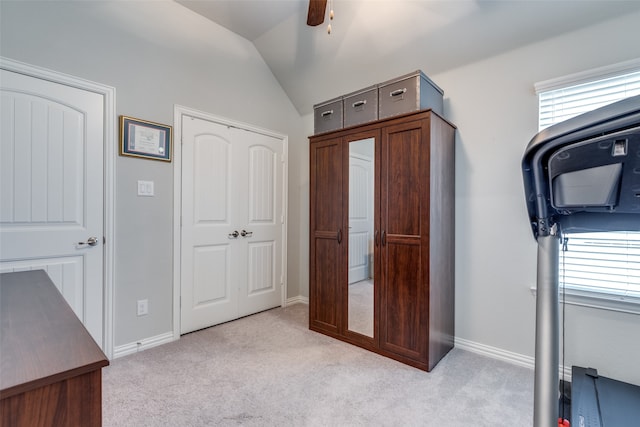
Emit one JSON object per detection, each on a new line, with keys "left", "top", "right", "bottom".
{"left": 343, "top": 85, "right": 378, "bottom": 128}
{"left": 313, "top": 97, "right": 343, "bottom": 134}
{"left": 378, "top": 70, "right": 444, "bottom": 119}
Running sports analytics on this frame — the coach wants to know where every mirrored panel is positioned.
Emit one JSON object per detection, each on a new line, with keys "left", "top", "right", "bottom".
{"left": 347, "top": 137, "right": 375, "bottom": 337}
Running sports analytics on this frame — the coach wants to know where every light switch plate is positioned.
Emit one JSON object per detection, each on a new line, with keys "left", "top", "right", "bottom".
{"left": 137, "top": 180, "right": 154, "bottom": 196}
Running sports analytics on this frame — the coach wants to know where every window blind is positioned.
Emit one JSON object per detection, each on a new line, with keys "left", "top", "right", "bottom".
{"left": 539, "top": 70, "right": 640, "bottom": 130}
{"left": 560, "top": 232, "right": 640, "bottom": 299}
{"left": 537, "top": 63, "right": 640, "bottom": 302}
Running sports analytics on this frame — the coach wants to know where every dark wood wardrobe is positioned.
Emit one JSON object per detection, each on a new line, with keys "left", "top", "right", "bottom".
{"left": 309, "top": 109, "right": 456, "bottom": 371}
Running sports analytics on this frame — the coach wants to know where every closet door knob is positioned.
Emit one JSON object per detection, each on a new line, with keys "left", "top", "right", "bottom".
{"left": 228, "top": 230, "right": 239, "bottom": 238}
{"left": 78, "top": 236, "right": 98, "bottom": 247}
{"left": 337, "top": 229, "right": 342, "bottom": 244}
{"left": 381, "top": 230, "right": 386, "bottom": 246}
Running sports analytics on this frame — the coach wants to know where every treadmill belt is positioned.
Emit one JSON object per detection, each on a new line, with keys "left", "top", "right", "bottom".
{"left": 571, "top": 366, "right": 640, "bottom": 427}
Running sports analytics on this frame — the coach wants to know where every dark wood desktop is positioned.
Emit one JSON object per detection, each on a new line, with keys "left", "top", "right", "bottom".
{"left": 0, "top": 270, "right": 109, "bottom": 426}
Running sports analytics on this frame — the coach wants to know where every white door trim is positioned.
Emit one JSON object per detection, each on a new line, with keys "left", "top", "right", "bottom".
{"left": 173, "top": 104, "right": 288, "bottom": 337}
{"left": 0, "top": 57, "right": 116, "bottom": 359}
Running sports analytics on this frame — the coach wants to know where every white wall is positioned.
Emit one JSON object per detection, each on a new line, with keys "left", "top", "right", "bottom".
{"left": 430, "top": 11, "right": 640, "bottom": 385}
{"left": 0, "top": 1, "right": 308, "bottom": 349}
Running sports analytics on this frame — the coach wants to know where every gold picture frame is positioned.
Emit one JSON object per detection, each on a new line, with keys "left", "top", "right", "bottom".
{"left": 120, "top": 116, "right": 172, "bottom": 162}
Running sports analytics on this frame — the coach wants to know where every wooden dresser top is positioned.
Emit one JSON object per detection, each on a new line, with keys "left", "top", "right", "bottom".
{"left": 0, "top": 270, "right": 109, "bottom": 399}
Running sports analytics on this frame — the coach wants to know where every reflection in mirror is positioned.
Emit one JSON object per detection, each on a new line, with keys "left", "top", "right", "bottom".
{"left": 348, "top": 137, "right": 374, "bottom": 337}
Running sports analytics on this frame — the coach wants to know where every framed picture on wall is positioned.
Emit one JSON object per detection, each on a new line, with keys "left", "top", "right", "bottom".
{"left": 120, "top": 116, "right": 172, "bottom": 162}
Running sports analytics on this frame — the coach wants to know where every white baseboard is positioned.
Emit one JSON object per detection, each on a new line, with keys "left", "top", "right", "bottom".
{"left": 455, "top": 337, "right": 535, "bottom": 369}
{"left": 286, "top": 295, "right": 308, "bottom": 306}
{"left": 113, "top": 331, "right": 176, "bottom": 359}
{"left": 455, "top": 336, "right": 572, "bottom": 380}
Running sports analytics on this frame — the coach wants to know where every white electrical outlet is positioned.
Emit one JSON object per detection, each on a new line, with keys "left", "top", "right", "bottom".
{"left": 137, "top": 299, "right": 149, "bottom": 316}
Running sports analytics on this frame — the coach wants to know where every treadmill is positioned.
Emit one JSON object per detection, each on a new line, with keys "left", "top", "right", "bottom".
{"left": 521, "top": 94, "right": 640, "bottom": 427}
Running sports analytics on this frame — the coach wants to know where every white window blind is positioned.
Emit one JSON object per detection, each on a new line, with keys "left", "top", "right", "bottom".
{"left": 539, "top": 69, "right": 640, "bottom": 130}
{"left": 537, "top": 62, "right": 640, "bottom": 309}
{"left": 560, "top": 232, "right": 640, "bottom": 299}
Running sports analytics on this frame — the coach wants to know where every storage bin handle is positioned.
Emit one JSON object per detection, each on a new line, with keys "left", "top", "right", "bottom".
{"left": 321, "top": 110, "right": 334, "bottom": 117}
{"left": 352, "top": 100, "right": 367, "bottom": 108}
{"left": 390, "top": 88, "right": 407, "bottom": 97}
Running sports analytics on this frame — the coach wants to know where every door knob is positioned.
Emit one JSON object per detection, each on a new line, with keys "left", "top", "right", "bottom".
{"left": 78, "top": 236, "right": 99, "bottom": 246}
{"left": 240, "top": 230, "right": 253, "bottom": 237}
{"left": 228, "top": 230, "right": 239, "bottom": 238}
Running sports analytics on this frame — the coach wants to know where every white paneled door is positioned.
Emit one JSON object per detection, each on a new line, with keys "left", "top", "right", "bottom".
{"left": 180, "top": 115, "right": 285, "bottom": 334}
{"left": 0, "top": 69, "right": 104, "bottom": 346}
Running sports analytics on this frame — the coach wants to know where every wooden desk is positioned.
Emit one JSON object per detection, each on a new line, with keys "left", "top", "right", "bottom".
{"left": 0, "top": 270, "right": 109, "bottom": 427}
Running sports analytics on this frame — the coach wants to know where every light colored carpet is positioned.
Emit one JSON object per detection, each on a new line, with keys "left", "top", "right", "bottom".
{"left": 103, "top": 304, "right": 533, "bottom": 426}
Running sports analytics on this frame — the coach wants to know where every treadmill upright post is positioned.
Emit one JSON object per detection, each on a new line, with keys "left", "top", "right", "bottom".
{"left": 534, "top": 232, "right": 560, "bottom": 427}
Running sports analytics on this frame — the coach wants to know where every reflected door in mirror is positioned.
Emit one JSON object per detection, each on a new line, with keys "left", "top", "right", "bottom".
{"left": 348, "top": 138, "right": 375, "bottom": 337}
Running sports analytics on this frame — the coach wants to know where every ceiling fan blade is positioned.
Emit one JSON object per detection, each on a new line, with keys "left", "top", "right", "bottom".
{"left": 307, "top": 0, "right": 327, "bottom": 26}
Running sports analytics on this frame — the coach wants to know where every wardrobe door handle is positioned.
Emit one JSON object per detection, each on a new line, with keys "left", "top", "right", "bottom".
{"left": 337, "top": 229, "right": 342, "bottom": 244}
{"left": 375, "top": 230, "right": 379, "bottom": 247}
{"left": 381, "top": 230, "right": 386, "bottom": 246}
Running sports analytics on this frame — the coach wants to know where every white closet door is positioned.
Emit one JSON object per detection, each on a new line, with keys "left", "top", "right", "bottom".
{"left": 232, "top": 127, "right": 284, "bottom": 317}
{"left": 0, "top": 69, "right": 104, "bottom": 346}
{"left": 180, "top": 116, "right": 285, "bottom": 334}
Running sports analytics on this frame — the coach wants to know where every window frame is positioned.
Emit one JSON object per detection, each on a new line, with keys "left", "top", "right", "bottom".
{"left": 533, "top": 59, "right": 640, "bottom": 314}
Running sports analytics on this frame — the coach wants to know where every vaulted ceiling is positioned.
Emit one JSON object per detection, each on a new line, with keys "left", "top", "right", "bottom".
{"left": 177, "top": 0, "right": 640, "bottom": 116}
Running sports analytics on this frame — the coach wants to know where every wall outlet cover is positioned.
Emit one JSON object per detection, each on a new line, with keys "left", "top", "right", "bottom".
{"left": 137, "top": 299, "right": 149, "bottom": 316}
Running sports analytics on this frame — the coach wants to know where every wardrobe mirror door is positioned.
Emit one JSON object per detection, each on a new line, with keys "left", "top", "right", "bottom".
{"left": 347, "top": 137, "right": 375, "bottom": 337}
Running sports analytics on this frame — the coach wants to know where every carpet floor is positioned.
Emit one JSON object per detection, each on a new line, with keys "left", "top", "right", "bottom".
{"left": 103, "top": 304, "right": 533, "bottom": 426}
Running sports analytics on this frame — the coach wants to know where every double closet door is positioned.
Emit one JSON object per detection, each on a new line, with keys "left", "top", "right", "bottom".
{"left": 181, "top": 116, "right": 286, "bottom": 334}
{"left": 309, "top": 110, "right": 456, "bottom": 371}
